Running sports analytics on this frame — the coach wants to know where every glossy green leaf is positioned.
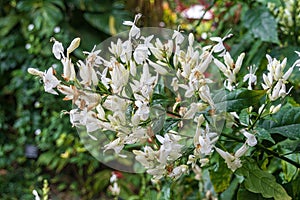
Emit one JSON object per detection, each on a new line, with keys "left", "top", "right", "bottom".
{"left": 255, "top": 127, "right": 275, "bottom": 144}
{"left": 213, "top": 89, "right": 266, "bottom": 112}
{"left": 242, "top": 7, "right": 279, "bottom": 43}
{"left": 236, "top": 159, "right": 291, "bottom": 200}
{"left": 259, "top": 104, "right": 300, "bottom": 139}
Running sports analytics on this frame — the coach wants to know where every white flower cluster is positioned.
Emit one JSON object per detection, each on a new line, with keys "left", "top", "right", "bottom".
{"left": 262, "top": 55, "right": 294, "bottom": 101}
{"left": 28, "top": 14, "right": 299, "bottom": 180}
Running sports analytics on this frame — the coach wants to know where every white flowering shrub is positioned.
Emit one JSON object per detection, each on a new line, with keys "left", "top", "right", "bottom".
{"left": 29, "top": 14, "right": 300, "bottom": 199}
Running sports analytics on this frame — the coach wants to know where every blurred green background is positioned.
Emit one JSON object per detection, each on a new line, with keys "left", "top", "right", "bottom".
{"left": 0, "top": 0, "right": 299, "bottom": 199}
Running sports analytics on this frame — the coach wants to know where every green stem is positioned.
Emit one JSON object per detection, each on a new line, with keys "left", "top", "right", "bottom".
{"left": 256, "top": 144, "right": 300, "bottom": 168}
{"left": 248, "top": 101, "right": 268, "bottom": 130}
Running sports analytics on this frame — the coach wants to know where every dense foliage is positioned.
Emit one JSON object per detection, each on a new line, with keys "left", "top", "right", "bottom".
{"left": 1, "top": 0, "right": 299, "bottom": 199}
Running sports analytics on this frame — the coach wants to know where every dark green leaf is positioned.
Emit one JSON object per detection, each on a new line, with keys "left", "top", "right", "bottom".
{"left": 236, "top": 159, "right": 291, "bottom": 200}
{"left": 255, "top": 127, "right": 275, "bottom": 144}
{"left": 214, "top": 89, "right": 266, "bottom": 112}
{"left": 0, "top": 15, "right": 19, "bottom": 37}
{"left": 281, "top": 153, "right": 300, "bottom": 183}
{"left": 259, "top": 104, "right": 300, "bottom": 139}
{"left": 237, "top": 186, "right": 270, "bottom": 200}
{"left": 239, "top": 108, "right": 250, "bottom": 126}
{"left": 242, "top": 7, "right": 279, "bottom": 43}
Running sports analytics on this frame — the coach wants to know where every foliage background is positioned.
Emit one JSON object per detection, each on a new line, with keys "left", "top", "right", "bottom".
{"left": 0, "top": 0, "right": 299, "bottom": 199}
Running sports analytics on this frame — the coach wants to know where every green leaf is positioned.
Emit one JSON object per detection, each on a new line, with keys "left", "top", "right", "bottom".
{"left": 213, "top": 89, "right": 266, "bottom": 112}
{"left": 84, "top": 10, "right": 130, "bottom": 35}
{"left": 255, "top": 127, "right": 275, "bottom": 144}
{"left": 281, "top": 153, "right": 300, "bottom": 183}
{"left": 239, "top": 108, "right": 250, "bottom": 126}
{"left": 242, "top": 7, "right": 279, "bottom": 43}
{"left": 210, "top": 160, "right": 233, "bottom": 193}
{"left": 259, "top": 104, "right": 300, "bottom": 139}
{"left": 237, "top": 186, "right": 270, "bottom": 200}
{"left": 236, "top": 159, "right": 291, "bottom": 200}
{"left": 0, "top": 15, "right": 19, "bottom": 37}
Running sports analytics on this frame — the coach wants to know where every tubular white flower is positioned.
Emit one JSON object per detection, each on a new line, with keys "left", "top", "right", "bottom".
{"left": 43, "top": 67, "right": 60, "bottom": 95}
{"left": 123, "top": 13, "right": 142, "bottom": 39}
{"left": 52, "top": 39, "right": 64, "bottom": 60}
{"left": 133, "top": 44, "right": 148, "bottom": 64}
{"left": 270, "top": 104, "right": 281, "bottom": 114}
{"left": 172, "top": 29, "right": 184, "bottom": 45}
{"left": 243, "top": 65, "right": 257, "bottom": 90}
{"left": 62, "top": 58, "right": 76, "bottom": 81}
{"left": 241, "top": 129, "right": 257, "bottom": 147}
{"left": 147, "top": 59, "right": 168, "bottom": 75}
{"left": 67, "top": 37, "right": 80, "bottom": 57}
{"left": 282, "top": 65, "right": 294, "bottom": 80}
{"left": 234, "top": 143, "right": 249, "bottom": 158}
{"left": 169, "top": 165, "right": 188, "bottom": 179}
{"left": 215, "top": 147, "right": 242, "bottom": 172}
{"left": 27, "top": 68, "right": 44, "bottom": 77}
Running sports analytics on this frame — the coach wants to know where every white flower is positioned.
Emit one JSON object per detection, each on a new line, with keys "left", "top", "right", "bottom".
{"left": 43, "top": 67, "right": 60, "bottom": 95}
{"left": 133, "top": 146, "right": 157, "bottom": 169}
{"left": 135, "top": 100, "right": 150, "bottom": 121}
{"left": 83, "top": 46, "right": 102, "bottom": 67}
{"left": 183, "top": 103, "right": 207, "bottom": 119}
{"left": 215, "top": 147, "right": 242, "bottom": 172}
{"left": 199, "top": 85, "right": 215, "bottom": 108}
{"left": 243, "top": 65, "right": 257, "bottom": 90}
{"left": 123, "top": 13, "right": 142, "bottom": 39}
{"left": 110, "top": 173, "right": 118, "bottom": 183}
{"left": 169, "top": 165, "right": 188, "bottom": 179}
{"left": 148, "top": 59, "right": 168, "bottom": 75}
{"left": 194, "top": 124, "right": 218, "bottom": 156}
{"left": 171, "top": 77, "right": 179, "bottom": 92}
{"left": 157, "top": 133, "right": 183, "bottom": 164}
{"left": 109, "top": 39, "right": 123, "bottom": 57}
{"left": 241, "top": 129, "right": 257, "bottom": 147}
{"left": 77, "top": 60, "right": 98, "bottom": 86}
{"left": 32, "top": 190, "right": 40, "bottom": 200}
{"left": 270, "top": 104, "right": 281, "bottom": 114}
{"left": 172, "top": 29, "right": 185, "bottom": 45}
{"left": 214, "top": 52, "right": 245, "bottom": 91}
{"left": 210, "top": 33, "right": 233, "bottom": 56}
{"left": 62, "top": 58, "right": 76, "bottom": 81}
{"left": 57, "top": 84, "right": 78, "bottom": 101}
{"left": 110, "top": 61, "right": 129, "bottom": 93}
{"left": 52, "top": 39, "right": 64, "bottom": 60}
{"left": 234, "top": 143, "right": 249, "bottom": 158}
{"left": 147, "top": 164, "right": 165, "bottom": 180}
{"left": 133, "top": 44, "right": 149, "bottom": 64}
{"left": 27, "top": 68, "right": 44, "bottom": 77}
{"left": 109, "top": 182, "right": 120, "bottom": 196}
{"left": 103, "top": 137, "right": 125, "bottom": 156}
{"left": 67, "top": 37, "right": 80, "bottom": 56}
